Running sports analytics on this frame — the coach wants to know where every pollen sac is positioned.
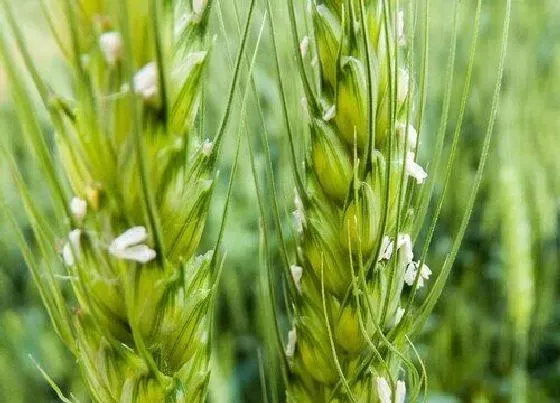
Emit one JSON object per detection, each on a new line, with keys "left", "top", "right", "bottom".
{"left": 99, "top": 31, "right": 123, "bottom": 66}
{"left": 313, "top": 5, "right": 341, "bottom": 90}
{"left": 340, "top": 181, "right": 381, "bottom": 256}
{"left": 396, "top": 122, "right": 418, "bottom": 150}
{"left": 311, "top": 119, "right": 353, "bottom": 203}
{"left": 335, "top": 57, "right": 370, "bottom": 149}
{"left": 134, "top": 62, "right": 159, "bottom": 101}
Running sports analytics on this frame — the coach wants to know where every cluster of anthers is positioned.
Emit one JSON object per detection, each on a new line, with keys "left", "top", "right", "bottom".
{"left": 62, "top": 196, "right": 156, "bottom": 267}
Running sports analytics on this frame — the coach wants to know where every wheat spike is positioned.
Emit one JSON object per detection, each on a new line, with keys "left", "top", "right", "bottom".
{"left": 279, "top": 1, "right": 426, "bottom": 400}
{"left": 0, "top": 0, "right": 253, "bottom": 400}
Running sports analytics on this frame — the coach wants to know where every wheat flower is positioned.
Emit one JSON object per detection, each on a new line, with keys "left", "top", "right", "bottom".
{"left": 268, "top": 1, "right": 433, "bottom": 398}
{"left": 397, "top": 233, "right": 414, "bottom": 263}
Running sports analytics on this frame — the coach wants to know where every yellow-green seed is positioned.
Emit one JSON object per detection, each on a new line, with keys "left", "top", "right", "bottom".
{"left": 340, "top": 181, "right": 381, "bottom": 255}
{"left": 311, "top": 119, "right": 353, "bottom": 203}
{"left": 335, "top": 57, "right": 370, "bottom": 149}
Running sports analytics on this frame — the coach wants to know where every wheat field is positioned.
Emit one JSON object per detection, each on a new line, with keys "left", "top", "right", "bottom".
{"left": 0, "top": 0, "right": 558, "bottom": 402}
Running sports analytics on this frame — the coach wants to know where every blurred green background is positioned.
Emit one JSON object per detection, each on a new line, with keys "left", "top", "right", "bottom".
{"left": 0, "top": 0, "right": 559, "bottom": 402}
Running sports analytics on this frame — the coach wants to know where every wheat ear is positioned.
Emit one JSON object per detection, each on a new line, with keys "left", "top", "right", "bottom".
{"left": 272, "top": 1, "right": 425, "bottom": 400}
{"left": 263, "top": 0, "right": 511, "bottom": 401}
{"left": 0, "top": 0, "right": 254, "bottom": 401}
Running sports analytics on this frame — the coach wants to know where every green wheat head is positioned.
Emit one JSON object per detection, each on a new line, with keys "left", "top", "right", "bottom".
{"left": 283, "top": 2, "right": 427, "bottom": 401}
{"left": 261, "top": 0, "right": 512, "bottom": 401}
{"left": 0, "top": 0, "right": 255, "bottom": 401}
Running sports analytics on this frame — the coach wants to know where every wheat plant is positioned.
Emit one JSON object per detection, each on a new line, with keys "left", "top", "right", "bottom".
{"left": 0, "top": 0, "right": 255, "bottom": 401}
{"left": 424, "top": 2, "right": 560, "bottom": 400}
{"left": 257, "top": 0, "right": 513, "bottom": 401}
